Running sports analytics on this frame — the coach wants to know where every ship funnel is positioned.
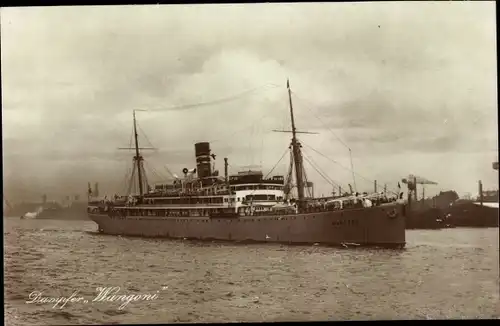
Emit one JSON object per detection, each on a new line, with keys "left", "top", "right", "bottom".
{"left": 195, "top": 142, "right": 212, "bottom": 179}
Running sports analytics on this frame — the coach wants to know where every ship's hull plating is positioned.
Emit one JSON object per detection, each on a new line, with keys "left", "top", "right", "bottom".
{"left": 406, "top": 207, "right": 445, "bottom": 230}
{"left": 36, "top": 206, "right": 89, "bottom": 220}
{"left": 444, "top": 202, "right": 499, "bottom": 228}
{"left": 88, "top": 204, "right": 406, "bottom": 248}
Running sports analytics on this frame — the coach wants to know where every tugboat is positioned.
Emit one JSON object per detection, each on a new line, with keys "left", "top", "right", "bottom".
{"left": 87, "top": 80, "right": 407, "bottom": 248}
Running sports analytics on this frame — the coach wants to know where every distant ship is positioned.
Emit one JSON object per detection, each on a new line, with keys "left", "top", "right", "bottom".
{"left": 36, "top": 201, "right": 88, "bottom": 220}
{"left": 442, "top": 179, "right": 498, "bottom": 228}
{"left": 20, "top": 206, "right": 43, "bottom": 219}
{"left": 88, "top": 80, "right": 407, "bottom": 248}
{"left": 401, "top": 175, "right": 448, "bottom": 229}
{"left": 3, "top": 198, "right": 41, "bottom": 218}
{"left": 429, "top": 165, "right": 498, "bottom": 228}
{"left": 4, "top": 194, "right": 88, "bottom": 221}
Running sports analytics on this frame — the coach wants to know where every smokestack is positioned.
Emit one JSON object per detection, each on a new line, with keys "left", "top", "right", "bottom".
{"left": 479, "top": 180, "right": 483, "bottom": 206}
{"left": 94, "top": 182, "right": 99, "bottom": 197}
{"left": 374, "top": 180, "right": 377, "bottom": 193}
{"left": 224, "top": 158, "right": 228, "bottom": 183}
{"left": 194, "top": 142, "right": 212, "bottom": 179}
{"left": 413, "top": 176, "right": 418, "bottom": 201}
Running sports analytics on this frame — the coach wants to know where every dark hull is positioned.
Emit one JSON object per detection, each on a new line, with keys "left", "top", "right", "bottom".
{"left": 4, "top": 203, "right": 42, "bottom": 217}
{"left": 89, "top": 204, "right": 406, "bottom": 248}
{"left": 406, "top": 207, "right": 445, "bottom": 230}
{"left": 443, "top": 202, "right": 499, "bottom": 228}
{"left": 36, "top": 203, "right": 89, "bottom": 220}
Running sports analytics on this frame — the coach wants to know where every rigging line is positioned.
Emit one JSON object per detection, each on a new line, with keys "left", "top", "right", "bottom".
{"left": 143, "top": 161, "right": 167, "bottom": 182}
{"left": 301, "top": 157, "right": 314, "bottom": 198}
{"left": 151, "top": 165, "right": 168, "bottom": 181}
{"left": 163, "top": 165, "right": 175, "bottom": 179}
{"left": 349, "top": 149, "right": 357, "bottom": 193}
{"left": 136, "top": 122, "right": 157, "bottom": 150}
{"left": 264, "top": 147, "right": 290, "bottom": 180}
{"left": 245, "top": 147, "right": 291, "bottom": 200}
{"left": 290, "top": 90, "right": 350, "bottom": 150}
{"left": 128, "top": 126, "right": 134, "bottom": 150}
{"left": 142, "top": 162, "right": 157, "bottom": 181}
{"left": 121, "top": 159, "right": 132, "bottom": 186}
{"left": 127, "top": 166, "right": 136, "bottom": 196}
{"left": 208, "top": 112, "right": 268, "bottom": 143}
{"left": 143, "top": 83, "right": 281, "bottom": 112}
{"left": 290, "top": 90, "right": 358, "bottom": 193}
{"left": 302, "top": 166, "right": 310, "bottom": 198}
{"left": 302, "top": 151, "right": 341, "bottom": 190}
{"left": 208, "top": 93, "right": 287, "bottom": 144}
{"left": 302, "top": 149, "right": 343, "bottom": 190}
{"left": 140, "top": 162, "right": 149, "bottom": 190}
{"left": 121, "top": 165, "right": 132, "bottom": 193}
{"left": 302, "top": 148, "right": 336, "bottom": 186}
{"left": 301, "top": 141, "right": 400, "bottom": 196}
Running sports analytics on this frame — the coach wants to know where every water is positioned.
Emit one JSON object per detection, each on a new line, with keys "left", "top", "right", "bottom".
{"left": 4, "top": 218, "right": 499, "bottom": 324}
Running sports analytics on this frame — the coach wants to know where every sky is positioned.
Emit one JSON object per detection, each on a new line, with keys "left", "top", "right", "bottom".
{"left": 1, "top": 2, "right": 498, "bottom": 203}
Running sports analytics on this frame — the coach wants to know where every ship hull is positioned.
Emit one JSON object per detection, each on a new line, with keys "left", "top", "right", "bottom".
{"left": 444, "top": 202, "right": 499, "bottom": 228}
{"left": 406, "top": 207, "right": 445, "bottom": 230}
{"left": 88, "top": 204, "right": 406, "bottom": 248}
{"left": 36, "top": 204, "right": 89, "bottom": 221}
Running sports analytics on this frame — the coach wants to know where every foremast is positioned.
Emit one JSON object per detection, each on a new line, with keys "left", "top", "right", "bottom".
{"left": 120, "top": 110, "right": 153, "bottom": 199}
{"left": 287, "top": 79, "right": 306, "bottom": 212}
{"left": 133, "top": 110, "right": 144, "bottom": 197}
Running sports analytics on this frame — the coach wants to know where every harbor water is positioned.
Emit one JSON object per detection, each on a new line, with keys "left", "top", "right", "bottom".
{"left": 4, "top": 217, "right": 499, "bottom": 324}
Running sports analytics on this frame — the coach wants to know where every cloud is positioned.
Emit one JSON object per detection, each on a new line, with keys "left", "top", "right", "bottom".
{"left": 1, "top": 2, "right": 497, "bottom": 201}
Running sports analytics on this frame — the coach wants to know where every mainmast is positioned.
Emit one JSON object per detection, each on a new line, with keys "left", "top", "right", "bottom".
{"left": 133, "top": 110, "right": 144, "bottom": 197}
{"left": 287, "top": 79, "right": 306, "bottom": 210}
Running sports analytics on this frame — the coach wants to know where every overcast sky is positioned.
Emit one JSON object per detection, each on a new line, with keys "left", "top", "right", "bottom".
{"left": 2, "top": 2, "right": 498, "bottom": 202}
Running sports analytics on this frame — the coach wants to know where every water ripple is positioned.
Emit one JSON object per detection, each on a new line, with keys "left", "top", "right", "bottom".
{"left": 4, "top": 218, "right": 499, "bottom": 324}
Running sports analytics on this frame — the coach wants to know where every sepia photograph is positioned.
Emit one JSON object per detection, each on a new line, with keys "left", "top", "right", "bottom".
{"left": 2, "top": 2, "right": 498, "bottom": 324}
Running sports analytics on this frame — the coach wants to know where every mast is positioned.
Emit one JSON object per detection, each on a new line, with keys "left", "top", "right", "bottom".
{"left": 133, "top": 110, "right": 144, "bottom": 197}
{"left": 287, "top": 79, "right": 306, "bottom": 210}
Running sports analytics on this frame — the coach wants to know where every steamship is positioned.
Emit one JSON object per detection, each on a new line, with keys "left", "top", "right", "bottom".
{"left": 88, "top": 80, "right": 407, "bottom": 248}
